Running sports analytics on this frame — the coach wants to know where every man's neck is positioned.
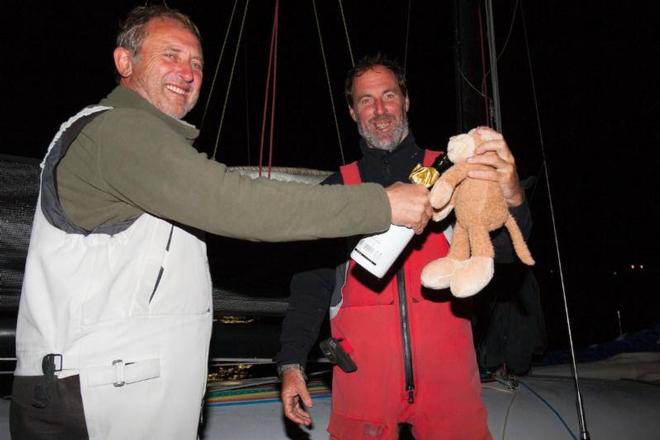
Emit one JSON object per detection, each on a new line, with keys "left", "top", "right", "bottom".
{"left": 360, "top": 133, "right": 414, "bottom": 155}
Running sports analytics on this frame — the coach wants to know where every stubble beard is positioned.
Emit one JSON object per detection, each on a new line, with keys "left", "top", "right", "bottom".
{"left": 357, "top": 114, "right": 409, "bottom": 151}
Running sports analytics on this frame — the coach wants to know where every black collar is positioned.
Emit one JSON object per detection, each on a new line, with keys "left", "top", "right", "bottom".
{"left": 356, "top": 134, "right": 426, "bottom": 185}
{"left": 359, "top": 133, "right": 419, "bottom": 160}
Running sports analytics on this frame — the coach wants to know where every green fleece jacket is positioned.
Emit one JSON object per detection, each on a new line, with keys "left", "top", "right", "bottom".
{"left": 56, "top": 86, "right": 390, "bottom": 241}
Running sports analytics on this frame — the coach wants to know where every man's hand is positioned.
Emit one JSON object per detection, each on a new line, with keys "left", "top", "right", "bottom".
{"left": 466, "top": 126, "right": 524, "bottom": 207}
{"left": 281, "top": 368, "right": 313, "bottom": 426}
{"left": 385, "top": 182, "right": 432, "bottom": 234}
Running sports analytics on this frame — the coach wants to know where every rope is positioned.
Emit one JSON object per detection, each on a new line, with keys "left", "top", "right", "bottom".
{"left": 501, "top": 389, "right": 518, "bottom": 440}
{"left": 338, "top": 0, "right": 354, "bottom": 67}
{"left": 243, "top": 45, "right": 251, "bottom": 165}
{"left": 258, "top": 0, "right": 279, "bottom": 177}
{"left": 312, "top": 0, "right": 346, "bottom": 165}
{"left": 211, "top": 0, "right": 251, "bottom": 161}
{"left": 200, "top": 0, "right": 240, "bottom": 133}
{"left": 267, "top": 3, "right": 279, "bottom": 178}
{"left": 518, "top": 380, "right": 579, "bottom": 440}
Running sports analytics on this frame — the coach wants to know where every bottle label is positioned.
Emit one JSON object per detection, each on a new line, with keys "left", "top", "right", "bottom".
{"left": 350, "top": 225, "right": 414, "bottom": 278}
{"left": 350, "top": 153, "right": 450, "bottom": 278}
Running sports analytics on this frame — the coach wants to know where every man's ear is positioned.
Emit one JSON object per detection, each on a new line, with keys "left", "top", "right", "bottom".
{"left": 404, "top": 96, "right": 410, "bottom": 112}
{"left": 348, "top": 105, "right": 357, "bottom": 122}
{"left": 113, "top": 47, "right": 133, "bottom": 79}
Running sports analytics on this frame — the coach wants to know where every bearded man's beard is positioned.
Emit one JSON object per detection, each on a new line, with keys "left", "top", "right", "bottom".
{"left": 357, "top": 115, "right": 409, "bottom": 151}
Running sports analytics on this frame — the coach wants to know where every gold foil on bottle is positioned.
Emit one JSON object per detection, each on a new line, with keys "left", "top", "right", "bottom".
{"left": 409, "top": 164, "right": 440, "bottom": 189}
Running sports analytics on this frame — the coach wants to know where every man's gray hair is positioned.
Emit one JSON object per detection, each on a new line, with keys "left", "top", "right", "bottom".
{"left": 116, "top": 5, "right": 201, "bottom": 55}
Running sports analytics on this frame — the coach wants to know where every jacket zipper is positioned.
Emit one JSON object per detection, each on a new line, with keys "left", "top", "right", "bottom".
{"left": 397, "top": 267, "right": 415, "bottom": 403}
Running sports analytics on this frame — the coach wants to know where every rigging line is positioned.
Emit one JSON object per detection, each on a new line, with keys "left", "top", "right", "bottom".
{"left": 313, "top": 0, "right": 346, "bottom": 165}
{"left": 267, "top": 2, "right": 279, "bottom": 179}
{"left": 479, "top": 0, "right": 520, "bottom": 90}
{"left": 337, "top": 0, "right": 354, "bottom": 67}
{"left": 484, "top": 0, "right": 503, "bottom": 132}
{"left": 455, "top": 4, "right": 506, "bottom": 104}
{"left": 243, "top": 42, "right": 251, "bottom": 166}
{"left": 200, "top": 0, "right": 240, "bottom": 132}
{"left": 477, "top": 5, "right": 491, "bottom": 125}
{"left": 403, "top": 0, "right": 412, "bottom": 74}
{"left": 258, "top": 0, "right": 278, "bottom": 177}
{"left": 520, "top": 1, "right": 590, "bottom": 438}
{"left": 211, "top": 0, "right": 251, "bottom": 161}
{"left": 496, "top": 0, "right": 520, "bottom": 61}
{"left": 518, "top": 380, "right": 579, "bottom": 440}
{"left": 458, "top": 68, "right": 489, "bottom": 99}
{"left": 501, "top": 388, "right": 518, "bottom": 440}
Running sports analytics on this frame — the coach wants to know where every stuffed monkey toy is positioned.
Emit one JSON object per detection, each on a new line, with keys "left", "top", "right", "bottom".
{"left": 421, "top": 128, "right": 535, "bottom": 298}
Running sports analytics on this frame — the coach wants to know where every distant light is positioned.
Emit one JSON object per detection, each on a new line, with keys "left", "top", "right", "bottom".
{"left": 640, "top": 264, "right": 644, "bottom": 270}
{"left": 630, "top": 264, "right": 635, "bottom": 270}
{"left": 613, "top": 271, "right": 617, "bottom": 276}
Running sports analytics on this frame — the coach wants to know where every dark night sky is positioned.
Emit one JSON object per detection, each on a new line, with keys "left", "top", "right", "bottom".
{"left": 2, "top": 1, "right": 659, "bottom": 348}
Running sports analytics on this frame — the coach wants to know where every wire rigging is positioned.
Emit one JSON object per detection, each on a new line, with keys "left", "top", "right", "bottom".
{"left": 313, "top": 0, "right": 346, "bottom": 165}
{"left": 484, "top": 0, "right": 503, "bottom": 131}
{"left": 257, "top": 0, "right": 279, "bottom": 177}
{"left": 457, "top": 0, "right": 520, "bottom": 107}
{"left": 200, "top": 0, "right": 240, "bottom": 132}
{"left": 467, "top": 3, "right": 591, "bottom": 436}
{"left": 211, "top": 0, "right": 251, "bottom": 160}
{"left": 477, "top": 6, "right": 491, "bottom": 126}
{"left": 482, "top": 0, "right": 521, "bottom": 81}
{"left": 403, "top": 0, "right": 412, "bottom": 74}
{"left": 267, "top": 15, "right": 278, "bottom": 177}
{"left": 519, "top": 1, "right": 590, "bottom": 438}
{"left": 243, "top": 44, "right": 251, "bottom": 165}
{"left": 338, "top": 0, "right": 355, "bottom": 67}
{"left": 496, "top": 0, "right": 520, "bottom": 62}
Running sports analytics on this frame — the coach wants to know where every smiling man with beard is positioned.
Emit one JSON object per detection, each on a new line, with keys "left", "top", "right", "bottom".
{"left": 9, "top": 8, "right": 436, "bottom": 440}
{"left": 350, "top": 62, "right": 410, "bottom": 152}
{"left": 277, "top": 54, "right": 532, "bottom": 439}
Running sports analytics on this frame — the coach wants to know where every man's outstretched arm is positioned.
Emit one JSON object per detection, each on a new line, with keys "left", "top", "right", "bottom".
{"left": 386, "top": 182, "right": 432, "bottom": 234}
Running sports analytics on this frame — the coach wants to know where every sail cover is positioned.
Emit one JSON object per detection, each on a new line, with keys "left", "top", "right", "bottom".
{"left": 0, "top": 155, "right": 38, "bottom": 308}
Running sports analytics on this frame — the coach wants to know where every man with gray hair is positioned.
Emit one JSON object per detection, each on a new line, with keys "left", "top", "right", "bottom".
{"left": 10, "top": 7, "right": 432, "bottom": 439}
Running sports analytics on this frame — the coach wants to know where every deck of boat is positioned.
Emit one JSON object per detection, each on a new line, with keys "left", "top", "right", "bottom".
{"left": 1, "top": 370, "right": 658, "bottom": 440}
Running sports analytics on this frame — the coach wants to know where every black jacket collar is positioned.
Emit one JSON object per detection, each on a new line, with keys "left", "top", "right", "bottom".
{"left": 356, "top": 134, "right": 426, "bottom": 186}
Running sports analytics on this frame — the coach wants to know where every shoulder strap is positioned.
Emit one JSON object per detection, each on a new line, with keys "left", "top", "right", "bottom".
{"left": 341, "top": 151, "right": 440, "bottom": 184}
{"left": 39, "top": 107, "right": 138, "bottom": 236}
{"left": 423, "top": 149, "right": 441, "bottom": 167}
{"left": 339, "top": 161, "right": 361, "bottom": 185}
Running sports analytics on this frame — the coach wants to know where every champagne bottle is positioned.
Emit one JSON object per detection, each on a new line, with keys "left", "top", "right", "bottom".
{"left": 350, "top": 152, "right": 450, "bottom": 278}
